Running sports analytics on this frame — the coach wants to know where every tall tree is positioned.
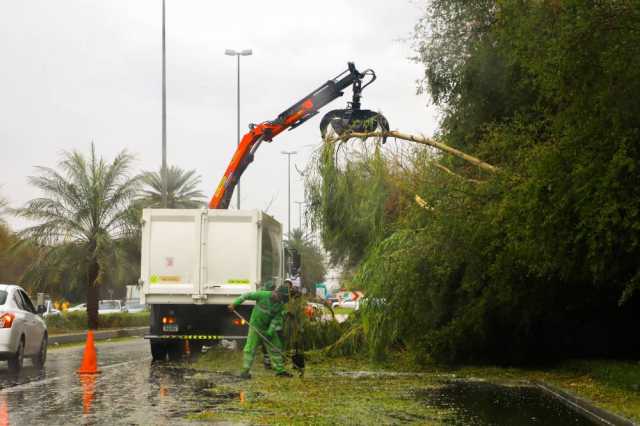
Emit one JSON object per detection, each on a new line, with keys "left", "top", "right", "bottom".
{"left": 139, "top": 165, "right": 205, "bottom": 208}
{"left": 14, "top": 144, "right": 140, "bottom": 329}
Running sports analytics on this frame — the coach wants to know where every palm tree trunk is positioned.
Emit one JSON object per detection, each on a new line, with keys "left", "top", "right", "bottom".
{"left": 87, "top": 260, "right": 100, "bottom": 330}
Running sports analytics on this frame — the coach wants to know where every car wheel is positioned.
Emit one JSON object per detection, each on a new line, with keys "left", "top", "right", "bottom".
{"left": 150, "top": 340, "right": 168, "bottom": 361}
{"left": 8, "top": 337, "right": 25, "bottom": 373}
{"left": 33, "top": 334, "right": 48, "bottom": 369}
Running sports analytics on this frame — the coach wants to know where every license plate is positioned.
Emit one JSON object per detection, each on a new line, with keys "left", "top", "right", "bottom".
{"left": 163, "top": 324, "right": 179, "bottom": 332}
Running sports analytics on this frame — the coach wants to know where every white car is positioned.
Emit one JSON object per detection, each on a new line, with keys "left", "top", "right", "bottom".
{"left": 98, "top": 300, "right": 125, "bottom": 314}
{"left": 331, "top": 300, "right": 359, "bottom": 309}
{"left": 42, "top": 300, "right": 61, "bottom": 317}
{"left": 66, "top": 303, "right": 86, "bottom": 312}
{"left": 123, "top": 300, "right": 147, "bottom": 313}
{"left": 0, "top": 284, "right": 48, "bottom": 372}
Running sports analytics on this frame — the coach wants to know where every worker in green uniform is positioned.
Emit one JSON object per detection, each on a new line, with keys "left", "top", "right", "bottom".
{"left": 228, "top": 286, "right": 292, "bottom": 379}
{"left": 260, "top": 279, "right": 275, "bottom": 369}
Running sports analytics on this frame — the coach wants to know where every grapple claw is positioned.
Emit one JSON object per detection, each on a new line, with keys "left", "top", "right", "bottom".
{"left": 320, "top": 109, "right": 390, "bottom": 143}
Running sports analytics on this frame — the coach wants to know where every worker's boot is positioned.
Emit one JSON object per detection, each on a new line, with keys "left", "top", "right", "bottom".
{"left": 263, "top": 354, "right": 272, "bottom": 370}
{"left": 275, "top": 371, "right": 293, "bottom": 378}
{"left": 239, "top": 370, "right": 252, "bottom": 379}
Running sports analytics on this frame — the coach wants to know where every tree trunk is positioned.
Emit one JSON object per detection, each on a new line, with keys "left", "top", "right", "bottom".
{"left": 333, "top": 130, "right": 499, "bottom": 174}
{"left": 86, "top": 260, "right": 100, "bottom": 330}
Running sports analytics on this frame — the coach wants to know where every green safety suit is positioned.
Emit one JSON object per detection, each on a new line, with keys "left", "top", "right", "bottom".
{"left": 232, "top": 291, "right": 286, "bottom": 374}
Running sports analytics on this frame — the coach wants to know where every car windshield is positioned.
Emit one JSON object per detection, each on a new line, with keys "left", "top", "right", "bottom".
{"left": 99, "top": 301, "right": 118, "bottom": 310}
{"left": 0, "top": 291, "right": 7, "bottom": 305}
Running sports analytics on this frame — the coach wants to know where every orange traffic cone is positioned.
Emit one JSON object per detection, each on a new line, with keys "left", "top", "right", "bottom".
{"left": 77, "top": 330, "right": 100, "bottom": 374}
{"left": 79, "top": 374, "right": 96, "bottom": 414}
{"left": 0, "top": 393, "right": 8, "bottom": 426}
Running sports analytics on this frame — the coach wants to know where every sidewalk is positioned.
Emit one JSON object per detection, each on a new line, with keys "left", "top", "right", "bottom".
{"left": 48, "top": 326, "right": 148, "bottom": 346}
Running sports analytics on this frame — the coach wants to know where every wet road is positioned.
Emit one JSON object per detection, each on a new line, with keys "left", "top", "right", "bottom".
{"left": 0, "top": 338, "right": 224, "bottom": 425}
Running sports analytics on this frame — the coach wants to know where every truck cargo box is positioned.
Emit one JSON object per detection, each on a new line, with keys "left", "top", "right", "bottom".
{"left": 140, "top": 209, "right": 283, "bottom": 306}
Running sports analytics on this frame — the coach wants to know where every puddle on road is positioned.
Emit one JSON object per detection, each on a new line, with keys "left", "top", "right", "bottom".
{"left": 417, "top": 380, "right": 599, "bottom": 425}
{"left": 0, "top": 356, "right": 244, "bottom": 424}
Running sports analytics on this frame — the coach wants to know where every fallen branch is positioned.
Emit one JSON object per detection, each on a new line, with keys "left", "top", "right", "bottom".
{"left": 414, "top": 195, "right": 434, "bottom": 211}
{"left": 433, "top": 163, "right": 484, "bottom": 184}
{"left": 332, "top": 130, "right": 499, "bottom": 174}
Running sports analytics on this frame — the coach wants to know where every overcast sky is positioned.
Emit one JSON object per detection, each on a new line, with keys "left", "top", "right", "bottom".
{"left": 0, "top": 0, "right": 438, "bottom": 233}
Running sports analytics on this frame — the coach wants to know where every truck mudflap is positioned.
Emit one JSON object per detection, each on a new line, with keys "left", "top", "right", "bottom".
{"left": 145, "top": 334, "right": 247, "bottom": 341}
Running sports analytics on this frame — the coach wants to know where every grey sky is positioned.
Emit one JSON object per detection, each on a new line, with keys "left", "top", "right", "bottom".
{"left": 0, "top": 0, "right": 438, "bottom": 233}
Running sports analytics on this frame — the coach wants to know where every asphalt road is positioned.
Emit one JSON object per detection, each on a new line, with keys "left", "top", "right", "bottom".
{"left": 0, "top": 338, "right": 223, "bottom": 425}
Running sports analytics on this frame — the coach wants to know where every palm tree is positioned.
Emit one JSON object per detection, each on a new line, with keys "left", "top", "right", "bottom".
{"left": 139, "top": 165, "right": 205, "bottom": 208}
{"left": 14, "top": 144, "right": 140, "bottom": 329}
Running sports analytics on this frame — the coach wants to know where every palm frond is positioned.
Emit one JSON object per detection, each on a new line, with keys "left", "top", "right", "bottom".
{"left": 138, "top": 165, "right": 205, "bottom": 208}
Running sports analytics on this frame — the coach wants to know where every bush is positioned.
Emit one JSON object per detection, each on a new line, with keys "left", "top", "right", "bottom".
{"left": 45, "top": 311, "right": 149, "bottom": 334}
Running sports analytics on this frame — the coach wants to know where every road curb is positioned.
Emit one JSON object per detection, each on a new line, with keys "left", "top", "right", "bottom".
{"left": 533, "top": 380, "right": 636, "bottom": 426}
{"left": 48, "top": 327, "right": 149, "bottom": 346}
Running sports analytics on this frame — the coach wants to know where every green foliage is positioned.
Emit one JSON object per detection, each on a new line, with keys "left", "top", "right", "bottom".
{"left": 283, "top": 296, "right": 344, "bottom": 352}
{"left": 45, "top": 311, "right": 149, "bottom": 335}
{"left": 306, "top": 141, "right": 398, "bottom": 267}
{"left": 14, "top": 144, "right": 141, "bottom": 329}
{"left": 308, "top": 1, "right": 640, "bottom": 364}
{"left": 139, "top": 165, "right": 205, "bottom": 208}
{"left": 0, "top": 224, "right": 40, "bottom": 285}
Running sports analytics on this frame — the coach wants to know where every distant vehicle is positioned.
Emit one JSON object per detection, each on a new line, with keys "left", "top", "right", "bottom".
{"left": 123, "top": 300, "right": 147, "bottom": 313}
{"left": 98, "top": 300, "right": 125, "bottom": 315}
{"left": 331, "top": 300, "right": 359, "bottom": 309}
{"left": 42, "top": 300, "right": 61, "bottom": 317}
{"left": 67, "top": 303, "right": 86, "bottom": 312}
{"left": 0, "top": 284, "right": 48, "bottom": 372}
{"left": 305, "top": 302, "right": 324, "bottom": 319}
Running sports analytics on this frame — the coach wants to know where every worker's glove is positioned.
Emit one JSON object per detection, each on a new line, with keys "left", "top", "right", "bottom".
{"left": 228, "top": 304, "right": 236, "bottom": 312}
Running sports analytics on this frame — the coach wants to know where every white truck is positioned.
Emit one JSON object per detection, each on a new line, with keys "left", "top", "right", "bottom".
{"left": 140, "top": 208, "right": 284, "bottom": 360}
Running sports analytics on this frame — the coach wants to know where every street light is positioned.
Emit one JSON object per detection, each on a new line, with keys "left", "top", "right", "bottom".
{"left": 281, "top": 151, "right": 298, "bottom": 239}
{"left": 225, "top": 48, "right": 253, "bottom": 209}
{"left": 161, "top": 0, "right": 168, "bottom": 208}
{"left": 294, "top": 201, "right": 305, "bottom": 231}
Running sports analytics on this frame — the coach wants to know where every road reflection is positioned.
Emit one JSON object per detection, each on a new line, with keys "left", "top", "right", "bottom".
{"left": 0, "top": 338, "right": 234, "bottom": 425}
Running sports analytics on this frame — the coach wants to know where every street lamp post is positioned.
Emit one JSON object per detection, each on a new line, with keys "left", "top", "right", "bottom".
{"left": 281, "top": 151, "right": 298, "bottom": 239}
{"left": 225, "top": 48, "right": 253, "bottom": 210}
{"left": 161, "top": 0, "right": 168, "bottom": 208}
{"left": 294, "top": 201, "right": 305, "bottom": 231}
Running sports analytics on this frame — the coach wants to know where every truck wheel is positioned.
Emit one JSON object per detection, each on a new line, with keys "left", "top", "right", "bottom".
{"left": 150, "top": 340, "right": 168, "bottom": 361}
{"left": 190, "top": 342, "right": 203, "bottom": 356}
{"left": 167, "top": 341, "right": 183, "bottom": 361}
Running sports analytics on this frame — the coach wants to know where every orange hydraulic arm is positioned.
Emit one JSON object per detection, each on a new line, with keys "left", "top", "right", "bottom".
{"left": 209, "top": 62, "right": 375, "bottom": 209}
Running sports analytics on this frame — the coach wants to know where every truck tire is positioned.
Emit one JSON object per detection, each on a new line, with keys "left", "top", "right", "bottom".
{"left": 167, "top": 341, "right": 183, "bottom": 361}
{"left": 190, "top": 341, "right": 203, "bottom": 356}
{"left": 150, "top": 340, "right": 168, "bottom": 361}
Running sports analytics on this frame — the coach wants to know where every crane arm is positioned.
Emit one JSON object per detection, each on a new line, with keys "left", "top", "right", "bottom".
{"left": 209, "top": 62, "right": 383, "bottom": 209}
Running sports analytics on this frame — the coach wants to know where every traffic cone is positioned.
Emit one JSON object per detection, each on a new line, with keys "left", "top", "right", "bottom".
{"left": 79, "top": 374, "right": 96, "bottom": 414}
{"left": 0, "top": 393, "right": 8, "bottom": 426}
{"left": 77, "top": 330, "right": 100, "bottom": 374}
